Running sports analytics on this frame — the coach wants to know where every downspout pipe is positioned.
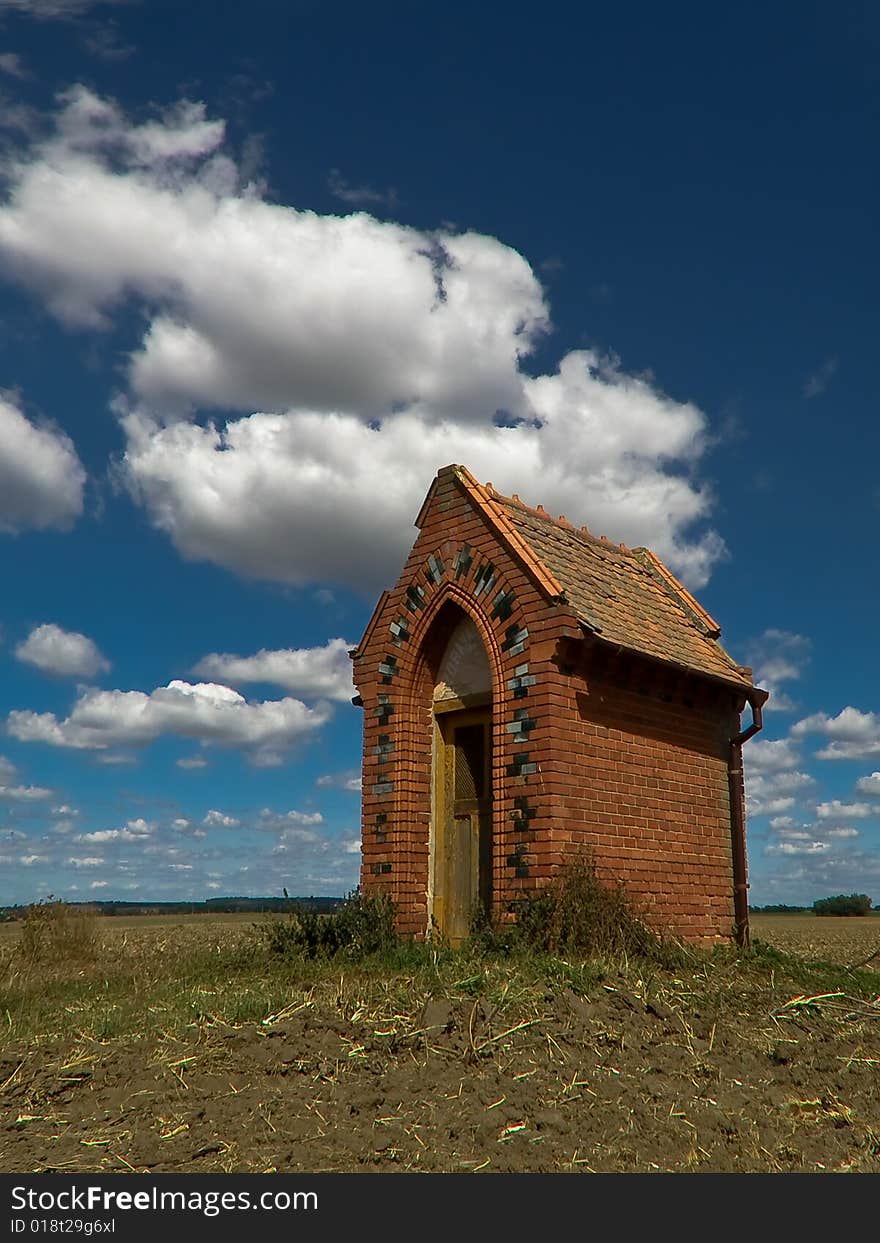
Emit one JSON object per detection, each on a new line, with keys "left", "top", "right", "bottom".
{"left": 729, "top": 690, "right": 767, "bottom": 947}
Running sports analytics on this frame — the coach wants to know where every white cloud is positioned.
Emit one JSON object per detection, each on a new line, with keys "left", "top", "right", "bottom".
{"left": 172, "top": 817, "right": 205, "bottom": 838}
{"left": 745, "top": 629, "right": 811, "bottom": 712}
{"left": 15, "top": 622, "right": 110, "bottom": 678}
{"left": 176, "top": 755, "right": 207, "bottom": 769}
{"left": 765, "top": 840, "right": 830, "bottom": 856}
{"left": 120, "top": 371, "right": 722, "bottom": 592}
{"left": 74, "top": 818, "right": 152, "bottom": 843}
{"left": 0, "top": 395, "right": 85, "bottom": 533}
{"left": 0, "top": 1, "right": 130, "bottom": 18}
{"left": 0, "top": 87, "right": 726, "bottom": 591}
{"left": 746, "top": 770, "right": 815, "bottom": 816}
{"left": 248, "top": 750, "right": 284, "bottom": 768}
{"left": 316, "top": 770, "right": 362, "bottom": 792}
{"left": 90, "top": 879, "right": 108, "bottom": 888}
{"left": 328, "top": 168, "right": 397, "bottom": 209}
{"left": 772, "top": 827, "right": 813, "bottom": 841}
{"left": 0, "top": 783, "right": 52, "bottom": 800}
{"left": 815, "top": 801, "right": 874, "bottom": 821}
{"left": 803, "top": 356, "right": 837, "bottom": 399}
{"left": 67, "top": 855, "right": 103, "bottom": 867}
{"left": 52, "top": 803, "right": 79, "bottom": 815}
{"left": 749, "top": 794, "right": 796, "bottom": 817}
{"left": 8, "top": 678, "right": 332, "bottom": 755}
{"left": 826, "top": 827, "right": 859, "bottom": 839}
{"left": 0, "top": 53, "right": 28, "bottom": 79}
{"left": 203, "top": 809, "right": 239, "bottom": 828}
{"left": 0, "top": 756, "right": 17, "bottom": 782}
{"left": 745, "top": 736, "right": 814, "bottom": 817}
{"left": 193, "top": 638, "right": 354, "bottom": 701}
{"left": 855, "top": 772, "right": 880, "bottom": 797}
{"left": 746, "top": 737, "right": 801, "bottom": 774}
{"left": 792, "top": 707, "right": 880, "bottom": 760}
{"left": 258, "top": 808, "right": 325, "bottom": 836}
{"left": 20, "top": 853, "right": 48, "bottom": 865}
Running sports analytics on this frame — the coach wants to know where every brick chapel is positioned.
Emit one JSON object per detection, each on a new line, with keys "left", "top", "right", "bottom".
{"left": 351, "top": 465, "right": 768, "bottom": 946}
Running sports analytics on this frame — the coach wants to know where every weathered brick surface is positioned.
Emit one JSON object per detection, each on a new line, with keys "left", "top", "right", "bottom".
{"left": 352, "top": 467, "right": 749, "bottom": 944}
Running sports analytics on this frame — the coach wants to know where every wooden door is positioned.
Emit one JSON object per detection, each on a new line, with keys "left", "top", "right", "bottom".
{"left": 433, "top": 707, "right": 492, "bottom": 945}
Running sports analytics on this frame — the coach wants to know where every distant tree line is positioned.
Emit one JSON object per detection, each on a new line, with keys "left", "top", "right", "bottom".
{"left": 0, "top": 896, "right": 346, "bottom": 920}
{"left": 750, "top": 896, "right": 876, "bottom": 916}
{"left": 812, "top": 893, "right": 873, "bottom": 917}
{"left": 749, "top": 903, "right": 809, "bottom": 913}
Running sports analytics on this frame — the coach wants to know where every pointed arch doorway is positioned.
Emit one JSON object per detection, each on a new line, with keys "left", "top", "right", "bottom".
{"left": 430, "top": 614, "right": 493, "bottom": 945}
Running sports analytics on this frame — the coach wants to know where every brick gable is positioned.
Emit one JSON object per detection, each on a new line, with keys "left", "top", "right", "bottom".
{"left": 352, "top": 465, "right": 766, "bottom": 944}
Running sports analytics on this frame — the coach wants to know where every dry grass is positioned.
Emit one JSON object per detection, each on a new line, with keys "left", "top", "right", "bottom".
{"left": 2, "top": 911, "right": 880, "bottom": 1173}
{"left": 751, "top": 914, "right": 880, "bottom": 967}
{"left": 12, "top": 900, "right": 100, "bottom": 986}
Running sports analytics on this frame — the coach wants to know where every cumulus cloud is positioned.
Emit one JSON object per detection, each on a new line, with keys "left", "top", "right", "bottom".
{"left": 74, "top": 817, "right": 152, "bottom": 843}
{"left": 765, "top": 840, "right": 829, "bottom": 856}
{"left": 0, "top": 1, "right": 132, "bottom": 18}
{"left": 0, "top": 87, "right": 726, "bottom": 590}
{"left": 120, "top": 363, "right": 722, "bottom": 592}
{"left": 0, "top": 755, "right": 16, "bottom": 782}
{"left": 0, "top": 53, "right": 28, "bottom": 79}
{"left": 746, "top": 738, "right": 802, "bottom": 774}
{"left": 258, "top": 808, "right": 325, "bottom": 833}
{"left": 203, "top": 809, "right": 239, "bottom": 828}
{"left": 327, "top": 168, "right": 397, "bottom": 210}
{"left": 176, "top": 755, "right": 207, "bottom": 769}
{"left": 792, "top": 707, "right": 880, "bottom": 760}
{"left": 802, "top": 356, "right": 837, "bottom": 399}
{"left": 0, "top": 783, "right": 52, "bottom": 800}
{"left": 745, "top": 736, "right": 814, "bottom": 817}
{"left": 745, "top": 629, "right": 811, "bottom": 712}
{"left": 193, "top": 638, "right": 354, "bottom": 701}
{"left": 815, "top": 801, "right": 874, "bottom": 821}
{"left": 856, "top": 772, "right": 880, "bottom": 797}
{"left": 0, "top": 395, "right": 85, "bottom": 533}
{"left": 259, "top": 808, "right": 326, "bottom": 849}
{"left": 15, "top": 622, "right": 110, "bottom": 678}
{"left": 7, "top": 677, "right": 332, "bottom": 756}
{"left": 316, "top": 770, "right": 362, "bottom": 792}
{"left": 768, "top": 815, "right": 799, "bottom": 830}
{"left": 759, "top": 842, "right": 880, "bottom": 909}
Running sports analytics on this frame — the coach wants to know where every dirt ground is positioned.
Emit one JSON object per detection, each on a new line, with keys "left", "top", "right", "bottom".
{"left": 2, "top": 913, "right": 880, "bottom": 1174}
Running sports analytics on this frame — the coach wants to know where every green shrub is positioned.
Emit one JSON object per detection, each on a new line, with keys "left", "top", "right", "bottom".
{"left": 259, "top": 888, "right": 398, "bottom": 960}
{"left": 812, "top": 893, "right": 873, "bottom": 917}
{"left": 515, "top": 854, "right": 662, "bottom": 957}
{"left": 471, "top": 852, "right": 674, "bottom": 962}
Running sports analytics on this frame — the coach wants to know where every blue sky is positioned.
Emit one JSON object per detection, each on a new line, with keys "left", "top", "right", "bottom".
{"left": 0, "top": 0, "right": 878, "bottom": 907}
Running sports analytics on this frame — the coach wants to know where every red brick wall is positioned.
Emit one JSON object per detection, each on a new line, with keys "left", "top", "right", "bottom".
{"left": 533, "top": 646, "right": 742, "bottom": 943}
{"left": 353, "top": 467, "right": 743, "bottom": 944}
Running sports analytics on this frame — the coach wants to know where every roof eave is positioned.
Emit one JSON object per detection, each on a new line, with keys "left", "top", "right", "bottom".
{"left": 578, "top": 623, "right": 765, "bottom": 701}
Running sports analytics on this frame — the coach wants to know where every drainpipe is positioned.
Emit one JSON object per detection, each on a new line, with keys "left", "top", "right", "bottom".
{"left": 729, "top": 690, "right": 767, "bottom": 947}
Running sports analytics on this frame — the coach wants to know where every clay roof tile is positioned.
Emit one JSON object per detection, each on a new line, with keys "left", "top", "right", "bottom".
{"left": 445, "top": 465, "right": 757, "bottom": 694}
